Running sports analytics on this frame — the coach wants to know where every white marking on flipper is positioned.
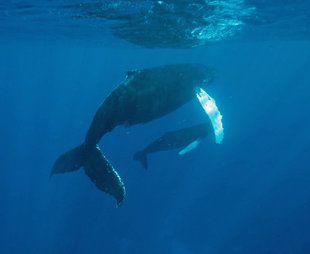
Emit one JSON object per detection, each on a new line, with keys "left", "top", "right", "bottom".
{"left": 196, "top": 88, "right": 224, "bottom": 144}
{"left": 178, "top": 139, "right": 201, "bottom": 155}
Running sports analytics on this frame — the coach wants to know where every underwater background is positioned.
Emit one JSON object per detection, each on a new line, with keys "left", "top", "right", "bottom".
{"left": 1, "top": 0, "right": 310, "bottom": 253}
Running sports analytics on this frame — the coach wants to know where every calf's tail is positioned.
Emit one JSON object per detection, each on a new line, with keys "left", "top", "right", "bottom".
{"left": 133, "top": 151, "right": 148, "bottom": 170}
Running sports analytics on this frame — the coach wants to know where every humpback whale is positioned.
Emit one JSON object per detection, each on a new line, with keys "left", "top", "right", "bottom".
{"left": 133, "top": 122, "right": 213, "bottom": 170}
{"left": 51, "top": 64, "right": 217, "bottom": 206}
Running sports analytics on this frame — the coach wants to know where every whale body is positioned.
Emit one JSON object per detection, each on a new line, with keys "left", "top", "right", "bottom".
{"left": 133, "top": 122, "right": 213, "bottom": 169}
{"left": 51, "top": 64, "right": 218, "bottom": 206}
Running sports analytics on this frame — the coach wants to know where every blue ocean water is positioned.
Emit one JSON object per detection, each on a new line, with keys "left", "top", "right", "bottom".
{"left": 1, "top": 1, "right": 310, "bottom": 253}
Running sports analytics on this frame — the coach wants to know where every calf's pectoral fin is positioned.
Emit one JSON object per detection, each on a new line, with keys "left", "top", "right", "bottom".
{"left": 178, "top": 139, "right": 201, "bottom": 155}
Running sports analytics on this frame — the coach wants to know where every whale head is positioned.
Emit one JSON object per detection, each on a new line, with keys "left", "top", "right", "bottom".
{"left": 187, "top": 63, "right": 218, "bottom": 90}
{"left": 167, "top": 63, "right": 218, "bottom": 91}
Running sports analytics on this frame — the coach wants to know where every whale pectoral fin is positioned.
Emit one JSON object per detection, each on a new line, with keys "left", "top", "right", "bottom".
{"left": 50, "top": 144, "right": 84, "bottom": 177}
{"left": 196, "top": 88, "right": 224, "bottom": 144}
{"left": 178, "top": 139, "right": 201, "bottom": 155}
{"left": 84, "top": 146, "right": 126, "bottom": 207}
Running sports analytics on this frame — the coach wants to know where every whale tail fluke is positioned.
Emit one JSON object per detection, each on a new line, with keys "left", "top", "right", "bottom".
{"left": 50, "top": 144, "right": 85, "bottom": 177}
{"left": 133, "top": 151, "right": 148, "bottom": 170}
{"left": 83, "top": 146, "right": 125, "bottom": 207}
{"left": 50, "top": 144, "right": 126, "bottom": 207}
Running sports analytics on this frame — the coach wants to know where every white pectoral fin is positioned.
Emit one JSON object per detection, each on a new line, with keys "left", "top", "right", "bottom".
{"left": 196, "top": 88, "right": 224, "bottom": 144}
{"left": 178, "top": 139, "right": 201, "bottom": 155}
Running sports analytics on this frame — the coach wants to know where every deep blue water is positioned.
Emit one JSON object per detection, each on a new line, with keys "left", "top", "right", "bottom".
{"left": 1, "top": 1, "right": 310, "bottom": 254}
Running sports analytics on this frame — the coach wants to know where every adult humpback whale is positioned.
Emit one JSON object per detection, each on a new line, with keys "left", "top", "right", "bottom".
{"left": 51, "top": 64, "right": 217, "bottom": 206}
{"left": 133, "top": 122, "right": 214, "bottom": 170}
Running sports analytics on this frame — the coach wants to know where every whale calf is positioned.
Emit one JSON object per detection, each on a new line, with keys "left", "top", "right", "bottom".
{"left": 51, "top": 64, "right": 218, "bottom": 206}
{"left": 133, "top": 122, "right": 213, "bottom": 169}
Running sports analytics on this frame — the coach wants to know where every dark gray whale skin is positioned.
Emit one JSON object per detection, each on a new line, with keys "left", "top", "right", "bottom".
{"left": 85, "top": 64, "right": 217, "bottom": 146}
{"left": 51, "top": 64, "right": 217, "bottom": 207}
{"left": 133, "top": 122, "right": 213, "bottom": 169}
